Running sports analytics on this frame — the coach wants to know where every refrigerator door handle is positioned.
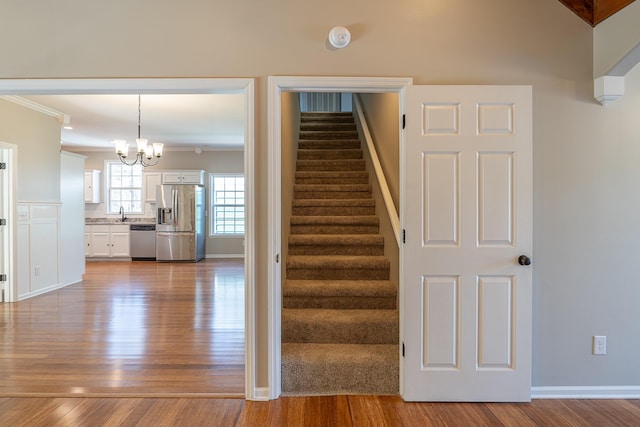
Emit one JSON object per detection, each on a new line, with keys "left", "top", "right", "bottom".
{"left": 172, "top": 189, "right": 178, "bottom": 227}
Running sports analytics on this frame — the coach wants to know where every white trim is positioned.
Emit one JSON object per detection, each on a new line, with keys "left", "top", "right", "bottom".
{"left": 532, "top": 386, "right": 640, "bottom": 399}
{"left": 0, "top": 95, "right": 70, "bottom": 125}
{"left": 252, "top": 387, "right": 271, "bottom": 401}
{"left": 0, "top": 142, "right": 17, "bottom": 303}
{"left": 594, "top": 76, "right": 625, "bottom": 106}
{"left": 352, "top": 94, "right": 401, "bottom": 246}
{"left": 267, "top": 76, "right": 413, "bottom": 400}
{"left": 0, "top": 78, "right": 257, "bottom": 401}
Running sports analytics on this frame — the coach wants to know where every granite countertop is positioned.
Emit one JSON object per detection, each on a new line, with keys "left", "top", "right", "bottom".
{"left": 86, "top": 218, "right": 156, "bottom": 225}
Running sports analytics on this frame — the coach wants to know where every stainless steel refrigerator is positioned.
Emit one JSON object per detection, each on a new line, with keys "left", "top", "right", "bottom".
{"left": 156, "top": 184, "right": 205, "bottom": 262}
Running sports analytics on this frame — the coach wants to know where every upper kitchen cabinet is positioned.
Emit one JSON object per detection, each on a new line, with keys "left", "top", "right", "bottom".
{"left": 84, "top": 170, "right": 101, "bottom": 203}
{"left": 161, "top": 170, "right": 205, "bottom": 185}
{"left": 144, "top": 171, "right": 162, "bottom": 203}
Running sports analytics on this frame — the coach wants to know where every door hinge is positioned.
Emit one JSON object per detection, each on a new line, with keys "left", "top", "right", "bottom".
{"left": 275, "top": 253, "right": 280, "bottom": 263}
{"left": 0, "top": 274, "right": 7, "bottom": 282}
{"left": 0, "top": 162, "right": 6, "bottom": 170}
{"left": 402, "top": 114, "right": 406, "bottom": 130}
{"left": 402, "top": 342, "right": 405, "bottom": 357}
{"left": 402, "top": 229, "right": 406, "bottom": 244}
{"left": 0, "top": 218, "right": 5, "bottom": 226}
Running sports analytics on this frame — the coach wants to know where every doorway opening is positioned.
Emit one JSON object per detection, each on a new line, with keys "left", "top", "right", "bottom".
{"left": 267, "top": 76, "right": 412, "bottom": 399}
{"left": 0, "top": 78, "right": 257, "bottom": 399}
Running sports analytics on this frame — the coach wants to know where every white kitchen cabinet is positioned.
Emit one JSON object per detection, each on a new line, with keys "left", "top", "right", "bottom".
{"left": 84, "top": 170, "right": 101, "bottom": 203}
{"left": 144, "top": 172, "right": 162, "bottom": 202}
{"left": 86, "top": 224, "right": 130, "bottom": 258}
{"left": 161, "top": 170, "right": 205, "bottom": 185}
{"left": 109, "top": 224, "right": 131, "bottom": 257}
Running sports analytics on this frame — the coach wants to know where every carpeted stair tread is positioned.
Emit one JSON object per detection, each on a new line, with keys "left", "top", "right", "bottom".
{"left": 300, "top": 123, "right": 356, "bottom": 132}
{"left": 297, "top": 149, "right": 363, "bottom": 160}
{"left": 300, "top": 131, "right": 359, "bottom": 140}
{"left": 292, "top": 199, "right": 375, "bottom": 208}
{"left": 283, "top": 279, "right": 396, "bottom": 309}
{"left": 287, "top": 255, "right": 390, "bottom": 271}
{"left": 295, "top": 171, "right": 369, "bottom": 185}
{"left": 288, "top": 234, "right": 384, "bottom": 256}
{"left": 284, "top": 279, "right": 396, "bottom": 298}
{"left": 290, "top": 215, "right": 379, "bottom": 234}
{"left": 281, "top": 343, "right": 398, "bottom": 395}
{"left": 296, "top": 159, "right": 366, "bottom": 172}
{"left": 294, "top": 184, "right": 372, "bottom": 199}
{"left": 291, "top": 199, "right": 376, "bottom": 216}
{"left": 287, "top": 256, "right": 389, "bottom": 280}
{"left": 282, "top": 308, "right": 398, "bottom": 344}
{"left": 290, "top": 215, "right": 378, "bottom": 225}
{"left": 289, "top": 233, "right": 383, "bottom": 246}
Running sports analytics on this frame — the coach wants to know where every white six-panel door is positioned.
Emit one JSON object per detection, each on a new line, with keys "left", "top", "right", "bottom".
{"left": 402, "top": 85, "right": 532, "bottom": 401}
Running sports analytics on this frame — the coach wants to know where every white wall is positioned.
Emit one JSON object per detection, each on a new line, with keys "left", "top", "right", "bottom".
{"left": 60, "top": 151, "right": 86, "bottom": 285}
{"left": 1, "top": 0, "right": 640, "bottom": 391}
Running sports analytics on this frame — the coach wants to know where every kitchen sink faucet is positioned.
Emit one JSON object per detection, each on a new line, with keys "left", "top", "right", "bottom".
{"left": 119, "top": 206, "right": 127, "bottom": 222}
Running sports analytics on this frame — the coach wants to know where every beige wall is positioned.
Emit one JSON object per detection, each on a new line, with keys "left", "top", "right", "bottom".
{"left": 3, "top": 0, "right": 640, "bottom": 391}
{"left": 280, "top": 92, "right": 301, "bottom": 276}
{"left": 0, "top": 99, "right": 61, "bottom": 201}
{"left": 77, "top": 149, "right": 244, "bottom": 256}
{"left": 358, "top": 93, "right": 400, "bottom": 212}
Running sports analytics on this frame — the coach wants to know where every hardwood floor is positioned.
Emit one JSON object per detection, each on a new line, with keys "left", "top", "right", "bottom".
{"left": 2, "top": 259, "right": 640, "bottom": 426}
{"left": 0, "top": 259, "right": 245, "bottom": 397}
{"left": 1, "top": 395, "right": 640, "bottom": 426}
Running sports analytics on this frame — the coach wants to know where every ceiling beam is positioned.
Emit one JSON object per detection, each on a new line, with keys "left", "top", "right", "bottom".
{"left": 558, "top": 0, "right": 635, "bottom": 26}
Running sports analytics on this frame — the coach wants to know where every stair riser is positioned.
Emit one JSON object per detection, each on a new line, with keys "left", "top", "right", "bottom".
{"left": 282, "top": 319, "right": 398, "bottom": 345}
{"left": 288, "top": 245, "right": 384, "bottom": 256}
{"left": 294, "top": 191, "right": 372, "bottom": 200}
{"left": 287, "top": 268, "right": 389, "bottom": 280}
{"left": 281, "top": 349, "right": 399, "bottom": 395}
{"left": 300, "top": 118, "right": 355, "bottom": 124}
{"left": 300, "top": 124, "right": 356, "bottom": 132}
{"left": 298, "top": 140, "right": 361, "bottom": 150}
{"left": 283, "top": 296, "right": 396, "bottom": 310}
{"left": 300, "top": 131, "right": 359, "bottom": 140}
{"left": 292, "top": 207, "right": 375, "bottom": 216}
{"left": 290, "top": 225, "right": 379, "bottom": 234}
{"left": 297, "top": 150, "right": 363, "bottom": 160}
{"left": 296, "top": 160, "right": 365, "bottom": 172}
{"left": 296, "top": 177, "right": 369, "bottom": 185}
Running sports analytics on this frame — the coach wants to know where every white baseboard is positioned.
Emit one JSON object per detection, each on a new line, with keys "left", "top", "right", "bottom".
{"left": 18, "top": 281, "right": 68, "bottom": 301}
{"left": 250, "top": 387, "right": 271, "bottom": 401}
{"left": 532, "top": 386, "right": 640, "bottom": 399}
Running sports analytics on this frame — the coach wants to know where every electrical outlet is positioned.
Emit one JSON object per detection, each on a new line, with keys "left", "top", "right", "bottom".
{"left": 593, "top": 336, "right": 607, "bottom": 355}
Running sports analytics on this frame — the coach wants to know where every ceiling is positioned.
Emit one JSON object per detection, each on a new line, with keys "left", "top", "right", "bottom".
{"left": 558, "top": 0, "right": 636, "bottom": 26}
{"left": 19, "top": 93, "right": 246, "bottom": 151}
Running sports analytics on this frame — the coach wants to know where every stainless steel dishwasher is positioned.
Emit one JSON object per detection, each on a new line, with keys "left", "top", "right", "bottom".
{"left": 129, "top": 223, "right": 156, "bottom": 260}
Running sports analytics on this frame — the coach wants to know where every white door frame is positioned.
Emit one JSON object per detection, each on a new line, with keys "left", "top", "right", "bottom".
{"left": 0, "top": 142, "right": 17, "bottom": 303}
{"left": 0, "top": 78, "right": 258, "bottom": 400}
{"left": 267, "top": 76, "right": 413, "bottom": 399}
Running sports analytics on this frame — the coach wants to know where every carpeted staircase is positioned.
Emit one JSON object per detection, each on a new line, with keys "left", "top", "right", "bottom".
{"left": 281, "top": 111, "right": 399, "bottom": 395}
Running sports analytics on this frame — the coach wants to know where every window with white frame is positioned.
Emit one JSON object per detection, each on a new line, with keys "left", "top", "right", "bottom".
{"left": 210, "top": 174, "right": 245, "bottom": 236}
{"left": 106, "top": 161, "right": 143, "bottom": 214}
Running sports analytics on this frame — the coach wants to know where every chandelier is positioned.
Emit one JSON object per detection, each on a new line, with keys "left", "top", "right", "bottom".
{"left": 114, "top": 94, "right": 164, "bottom": 167}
